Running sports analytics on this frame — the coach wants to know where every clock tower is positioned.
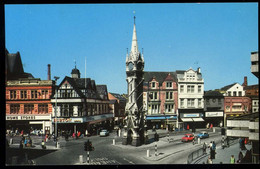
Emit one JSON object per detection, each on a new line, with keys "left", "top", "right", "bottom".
{"left": 122, "top": 16, "right": 146, "bottom": 146}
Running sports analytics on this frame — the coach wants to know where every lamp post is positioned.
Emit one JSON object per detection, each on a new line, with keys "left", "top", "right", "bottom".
{"left": 54, "top": 76, "right": 59, "bottom": 147}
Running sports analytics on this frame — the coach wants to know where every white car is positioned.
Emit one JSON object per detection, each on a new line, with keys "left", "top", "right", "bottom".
{"left": 100, "top": 129, "right": 109, "bottom": 137}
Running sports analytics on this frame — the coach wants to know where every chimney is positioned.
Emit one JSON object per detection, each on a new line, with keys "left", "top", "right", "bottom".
{"left": 243, "top": 76, "right": 247, "bottom": 87}
{"left": 197, "top": 67, "right": 201, "bottom": 73}
{"left": 48, "top": 64, "right": 51, "bottom": 80}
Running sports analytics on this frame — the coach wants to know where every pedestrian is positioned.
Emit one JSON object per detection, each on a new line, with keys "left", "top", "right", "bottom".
{"left": 41, "top": 140, "right": 46, "bottom": 149}
{"left": 210, "top": 123, "right": 213, "bottom": 129}
{"left": 77, "top": 131, "right": 81, "bottom": 138}
{"left": 237, "top": 151, "right": 243, "bottom": 163}
{"left": 226, "top": 136, "right": 230, "bottom": 147}
{"left": 206, "top": 123, "right": 209, "bottom": 129}
{"left": 230, "top": 155, "right": 235, "bottom": 164}
{"left": 72, "top": 132, "right": 75, "bottom": 139}
{"left": 207, "top": 156, "right": 213, "bottom": 164}
{"left": 203, "top": 142, "right": 207, "bottom": 154}
{"left": 85, "top": 129, "right": 88, "bottom": 137}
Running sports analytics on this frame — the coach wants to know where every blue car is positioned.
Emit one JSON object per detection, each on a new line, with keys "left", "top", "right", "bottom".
{"left": 197, "top": 131, "right": 209, "bottom": 139}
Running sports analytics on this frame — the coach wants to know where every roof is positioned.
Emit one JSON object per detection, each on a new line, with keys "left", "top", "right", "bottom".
{"left": 96, "top": 85, "right": 108, "bottom": 100}
{"left": 5, "top": 50, "right": 34, "bottom": 80}
{"left": 71, "top": 67, "right": 80, "bottom": 75}
{"left": 220, "top": 83, "right": 237, "bottom": 91}
{"left": 244, "top": 84, "right": 259, "bottom": 90}
{"left": 143, "top": 71, "right": 177, "bottom": 84}
{"left": 204, "top": 90, "right": 224, "bottom": 97}
{"left": 109, "top": 93, "right": 126, "bottom": 101}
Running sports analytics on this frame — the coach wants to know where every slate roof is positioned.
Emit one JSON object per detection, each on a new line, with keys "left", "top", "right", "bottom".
{"left": 244, "top": 84, "right": 259, "bottom": 90}
{"left": 5, "top": 49, "right": 34, "bottom": 80}
{"left": 220, "top": 83, "right": 237, "bottom": 91}
{"left": 96, "top": 85, "right": 108, "bottom": 100}
{"left": 204, "top": 90, "right": 224, "bottom": 97}
{"left": 109, "top": 93, "right": 126, "bottom": 102}
{"left": 143, "top": 71, "right": 177, "bottom": 85}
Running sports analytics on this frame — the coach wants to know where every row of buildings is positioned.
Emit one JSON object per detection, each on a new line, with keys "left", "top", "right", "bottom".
{"left": 5, "top": 48, "right": 258, "bottom": 135}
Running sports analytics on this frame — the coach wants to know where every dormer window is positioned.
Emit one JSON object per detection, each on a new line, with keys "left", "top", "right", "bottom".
{"left": 166, "top": 82, "right": 172, "bottom": 88}
{"left": 152, "top": 82, "right": 156, "bottom": 88}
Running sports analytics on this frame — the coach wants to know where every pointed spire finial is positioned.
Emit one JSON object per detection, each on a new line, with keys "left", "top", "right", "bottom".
{"left": 133, "top": 11, "right": 136, "bottom": 24}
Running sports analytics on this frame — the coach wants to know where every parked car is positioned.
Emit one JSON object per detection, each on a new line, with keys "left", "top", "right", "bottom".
{"left": 100, "top": 129, "right": 109, "bottom": 137}
{"left": 197, "top": 131, "right": 209, "bottom": 139}
{"left": 181, "top": 134, "right": 195, "bottom": 142}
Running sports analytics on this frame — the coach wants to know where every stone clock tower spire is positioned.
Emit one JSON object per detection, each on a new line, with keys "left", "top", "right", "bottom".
{"left": 123, "top": 16, "right": 146, "bottom": 146}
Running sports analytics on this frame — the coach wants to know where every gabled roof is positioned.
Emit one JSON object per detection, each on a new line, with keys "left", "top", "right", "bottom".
{"left": 144, "top": 71, "right": 177, "bottom": 84}
{"left": 220, "top": 83, "right": 237, "bottom": 91}
{"left": 96, "top": 85, "right": 108, "bottom": 100}
{"left": 5, "top": 50, "right": 34, "bottom": 80}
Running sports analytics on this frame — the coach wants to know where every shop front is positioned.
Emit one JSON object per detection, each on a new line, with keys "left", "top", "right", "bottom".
{"left": 205, "top": 111, "right": 224, "bottom": 128}
{"left": 146, "top": 115, "right": 177, "bottom": 130}
{"left": 6, "top": 114, "right": 52, "bottom": 135}
{"left": 178, "top": 110, "right": 205, "bottom": 131}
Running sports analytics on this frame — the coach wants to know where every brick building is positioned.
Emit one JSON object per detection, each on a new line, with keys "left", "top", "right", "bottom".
{"left": 143, "top": 72, "right": 178, "bottom": 130}
{"left": 5, "top": 49, "right": 55, "bottom": 134}
{"left": 108, "top": 93, "right": 126, "bottom": 127}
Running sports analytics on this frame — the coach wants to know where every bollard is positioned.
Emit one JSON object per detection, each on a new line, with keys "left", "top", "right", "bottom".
{"left": 87, "top": 151, "right": 90, "bottom": 164}
{"left": 155, "top": 142, "right": 158, "bottom": 156}
{"left": 119, "top": 129, "right": 121, "bottom": 137}
{"left": 213, "top": 127, "right": 215, "bottom": 133}
{"left": 198, "top": 138, "right": 201, "bottom": 144}
{"left": 10, "top": 138, "right": 13, "bottom": 145}
{"left": 113, "top": 139, "right": 115, "bottom": 145}
{"left": 147, "top": 149, "right": 150, "bottom": 157}
{"left": 56, "top": 142, "right": 60, "bottom": 148}
{"left": 79, "top": 155, "right": 83, "bottom": 164}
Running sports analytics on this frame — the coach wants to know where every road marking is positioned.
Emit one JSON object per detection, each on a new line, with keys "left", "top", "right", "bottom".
{"left": 123, "top": 158, "right": 135, "bottom": 164}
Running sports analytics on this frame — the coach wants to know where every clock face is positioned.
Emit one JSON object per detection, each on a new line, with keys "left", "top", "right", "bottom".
{"left": 128, "top": 62, "right": 134, "bottom": 71}
{"left": 137, "top": 62, "right": 143, "bottom": 70}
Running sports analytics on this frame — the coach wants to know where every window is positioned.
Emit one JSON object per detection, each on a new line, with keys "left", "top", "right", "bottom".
{"left": 31, "top": 90, "right": 38, "bottom": 99}
{"left": 180, "top": 85, "right": 184, "bottom": 93}
{"left": 166, "top": 82, "right": 172, "bottom": 88}
{"left": 198, "top": 86, "right": 202, "bottom": 93}
{"left": 24, "top": 104, "right": 34, "bottom": 114}
{"left": 38, "top": 104, "right": 48, "bottom": 114}
{"left": 206, "top": 99, "right": 210, "bottom": 105}
{"left": 41, "top": 90, "right": 48, "bottom": 98}
{"left": 187, "top": 86, "right": 191, "bottom": 93}
{"left": 149, "top": 92, "right": 153, "bottom": 100}
{"left": 187, "top": 85, "right": 194, "bottom": 93}
{"left": 228, "top": 91, "right": 231, "bottom": 96}
{"left": 233, "top": 91, "right": 236, "bottom": 96}
{"left": 187, "top": 99, "right": 195, "bottom": 108}
{"left": 226, "top": 106, "right": 230, "bottom": 110}
{"left": 198, "top": 99, "right": 202, "bottom": 107}
{"left": 21, "top": 90, "right": 27, "bottom": 99}
{"left": 154, "top": 92, "right": 158, "bottom": 100}
{"left": 166, "top": 92, "right": 173, "bottom": 100}
{"left": 218, "top": 98, "right": 222, "bottom": 105}
{"left": 152, "top": 82, "right": 156, "bottom": 88}
{"left": 10, "top": 90, "right": 16, "bottom": 99}
{"left": 180, "top": 99, "right": 184, "bottom": 108}
{"left": 238, "top": 91, "right": 242, "bottom": 96}
{"left": 10, "top": 104, "right": 20, "bottom": 114}
{"left": 165, "top": 104, "right": 174, "bottom": 113}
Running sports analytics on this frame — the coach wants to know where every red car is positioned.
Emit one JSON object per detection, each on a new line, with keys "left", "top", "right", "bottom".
{"left": 181, "top": 134, "right": 195, "bottom": 142}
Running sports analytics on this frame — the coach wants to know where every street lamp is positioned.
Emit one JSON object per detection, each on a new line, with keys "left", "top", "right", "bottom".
{"left": 54, "top": 76, "right": 59, "bottom": 147}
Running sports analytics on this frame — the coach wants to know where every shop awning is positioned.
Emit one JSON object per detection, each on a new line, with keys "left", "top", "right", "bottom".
{"left": 181, "top": 118, "right": 193, "bottom": 122}
{"left": 192, "top": 118, "right": 204, "bottom": 122}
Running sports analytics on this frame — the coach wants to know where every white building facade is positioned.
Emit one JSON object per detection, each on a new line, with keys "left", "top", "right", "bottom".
{"left": 176, "top": 68, "right": 205, "bottom": 130}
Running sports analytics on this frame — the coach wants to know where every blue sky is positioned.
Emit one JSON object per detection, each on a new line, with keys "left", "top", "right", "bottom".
{"left": 5, "top": 3, "right": 258, "bottom": 94}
